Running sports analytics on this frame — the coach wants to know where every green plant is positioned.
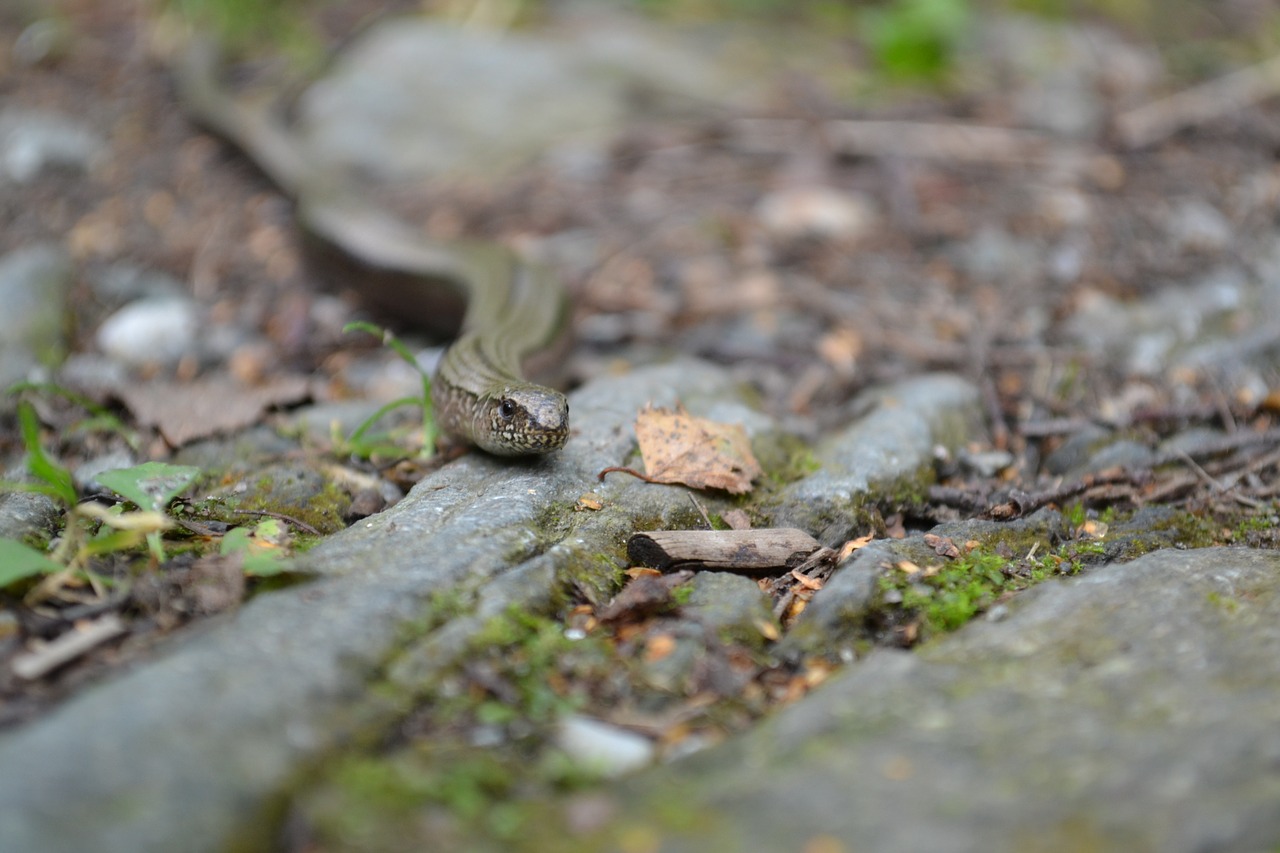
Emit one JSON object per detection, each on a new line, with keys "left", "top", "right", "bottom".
{"left": 861, "top": 0, "right": 972, "bottom": 84}
{"left": 0, "top": 403, "right": 161, "bottom": 591}
{"left": 96, "top": 461, "right": 201, "bottom": 563}
{"left": 339, "top": 322, "right": 439, "bottom": 460}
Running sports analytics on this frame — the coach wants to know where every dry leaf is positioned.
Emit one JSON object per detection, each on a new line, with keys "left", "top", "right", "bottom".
{"left": 837, "top": 532, "right": 874, "bottom": 562}
{"left": 575, "top": 492, "right": 604, "bottom": 511}
{"left": 755, "top": 619, "right": 780, "bottom": 641}
{"left": 790, "top": 570, "right": 824, "bottom": 590}
{"left": 644, "top": 632, "right": 677, "bottom": 663}
{"left": 619, "top": 404, "right": 762, "bottom": 494}
{"left": 118, "top": 373, "right": 311, "bottom": 446}
{"left": 923, "top": 533, "right": 961, "bottom": 559}
{"left": 896, "top": 560, "right": 922, "bottom": 575}
{"left": 721, "top": 509, "right": 753, "bottom": 530}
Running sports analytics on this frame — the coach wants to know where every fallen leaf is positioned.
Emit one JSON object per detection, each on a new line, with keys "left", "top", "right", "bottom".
{"left": 624, "top": 567, "right": 662, "bottom": 579}
{"left": 610, "top": 405, "right": 762, "bottom": 494}
{"left": 721, "top": 509, "right": 753, "bottom": 530}
{"left": 923, "top": 533, "right": 961, "bottom": 559}
{"left": 896, "top": 560, "right": 922, "bottom": 575}
{"left": 790, "top": 570, "right": 824, "bottom": 590}
{"left": 118, "top": 373, "right": 311, "bottom": 446}
{"left": 754, "top": 619, "right": 780, "bottom": 641}
{"left": 575, "top": 492, "right": 604, "bottom": 511}
{"left": 837, "top": 532, "right": 874, "bottom": 561}
{"left": 597, "top": 570, "right": 692, "bottom": 623}
{"left": 644, "top": 633, "right": 677, "bottom": 663}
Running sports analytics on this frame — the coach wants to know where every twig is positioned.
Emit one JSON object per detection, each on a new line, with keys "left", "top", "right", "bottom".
{"left": 732, "top": 118, "right": 1092, "bottom": 169}
{"left": 226, "top": 508, "right": 322, "bottom": 536}
{"left": 1115, "top": 54, "right": 1280, "bottom": 149}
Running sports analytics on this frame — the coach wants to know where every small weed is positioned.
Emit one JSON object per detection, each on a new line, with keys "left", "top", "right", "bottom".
{"left": 339, "top": 322, "right": 439, "bottom": 460}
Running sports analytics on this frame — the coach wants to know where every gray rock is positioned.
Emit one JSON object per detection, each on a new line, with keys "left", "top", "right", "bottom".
{"left": 773, "top": 374, "right": 984, "bottom": 544}
{"left": 683, "top": 571, "right": 774, "bottom": 639}
{"left": 295, "top": 21, "right": 633, "bottom": 182}
{"left": 294, "top": 17, "right": 761, "bottom": 184}
{"left": 556, "top": 714, "right": 655, "bottom": 778}
{"left": 0, "top": 488, "right": 61, "bottom": 544}
{"left": 73, "top": 450, "right": 138, "bottom": 494}
{"left": 1063, "top": 266, "right": 1248, "bottom": 379}
{"left": 94, "top": 296, "right": 200, "bottom": 368}
{"left": 0, "top": 108, "right": 104, "bottom": 183}
{"left": 599, "top": 548, "right": 1280, "bottom": 852}
{"left": 0, "top": 244, "right": 74, "bottom": 392}
{"left": 1043, "top": 423, "right": 1112, "bottom": 475}
{"left": 0, "top": 359, "right": 751, "bottom": 853}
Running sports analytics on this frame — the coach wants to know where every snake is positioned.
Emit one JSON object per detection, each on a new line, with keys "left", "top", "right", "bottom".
{"left": 173, "top": 42, "right": 570, "bottom": 456}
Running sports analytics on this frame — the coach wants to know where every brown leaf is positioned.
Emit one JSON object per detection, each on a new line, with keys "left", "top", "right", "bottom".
{"left": 837, "top": 532, "right": 874, "bottom": 562}
{"left": 597, "top": 570, "right": 693, "bottom": 624}
{"left": 118, "top": 373, "right": 311, "bottom": 446}
{"left": 721, "top": 509, "right": 753, "bottom": 530}
{"left": 923, "top": 533, "right": 961, "bottom": 559}
{"left": 632, "top": 404, "right": 762, "bottom": 494}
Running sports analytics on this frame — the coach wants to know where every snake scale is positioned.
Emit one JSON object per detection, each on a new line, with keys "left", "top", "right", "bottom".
{"left": 174, "top": 42, "right": 570, "bottom": 455}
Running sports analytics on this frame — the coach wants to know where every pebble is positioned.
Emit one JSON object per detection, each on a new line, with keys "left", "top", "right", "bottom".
{"left": 0, "top": 108, "right": 104, "bottom": 183}
{"left": 1169, "top": 199, "right": 1233, "bottom": 254}
{"left": 555, "top": 714, "right": 654, "bottom": 778}
{"left": 95, "top": 297, "right": 200, "bottom": 368}
{"left": 755, "top": 187, "right": 877, "bottom": 241}
{"left": 74, "top": 451, "right": 138, "bottom": 494}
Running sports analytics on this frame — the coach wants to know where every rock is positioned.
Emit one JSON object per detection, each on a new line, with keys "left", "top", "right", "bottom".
{"left": 73, "top": 451, "right": 138, "bottom": 494}
{"left": 293, "top": 15, "right": 764, "bottom": 184}
{"left": 755, "top": 187, "right": 878, "bottom": 241}
{"left": 1168, "top": 199, "right": 1233, "bottom": 254}
{"left": 95, "top": 297, "right": 199, "bottom": 368}
{"left": 0, "top": 108, "right": 104, "bottom": 183}
{"left": 0, "top": 488, "right": 61, "bottom": 544}
{"left": 773, "top": 374, "right": 985, "bottom": 544}
{"left": 597, "top": 548, "right": 1280, "bottom": 852}
{"left": 683, "top": 572, "right": 774, "bottom": 640}
{"left": 556, "top": 715, "right": 655, "bottom": 779}
{"left": 0, "top": 244, "right": 75, "bottom": 392}
{"left": 295, "top": 21, "right": 634, "bottom": 182}
{"left": 0, "top": 359, "right": 754, "bottom": 853}
{"left": 1063, "top": 267, "right": 1248, "bottom": 379}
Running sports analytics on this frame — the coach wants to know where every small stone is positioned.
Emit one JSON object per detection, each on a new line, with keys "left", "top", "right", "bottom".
{"left": 1169, "top": 200, "right": 1232, "bottom": 254}
{"left": 74, "top": 451, "right": 138, "bottom": 494}
{"left": 556, "top": 714, "right": 654, "bottom": 778}
{"left": 755, "top": 187, "right": 877, "bottom": 241}
{"left": 95, "top": 297, "right": 200, "bottom": 368}
{"left": 0, "top": 108, "right": 104, "bottom": 183}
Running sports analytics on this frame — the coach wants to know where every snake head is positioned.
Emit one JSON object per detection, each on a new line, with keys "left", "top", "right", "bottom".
{"left": 474, "top": 384, "right": 569, "bottom": 455}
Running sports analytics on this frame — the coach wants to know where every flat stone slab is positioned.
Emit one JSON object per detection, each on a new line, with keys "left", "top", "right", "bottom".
{"left": 594, "top": 547, "right": 1280, "bottom": 852}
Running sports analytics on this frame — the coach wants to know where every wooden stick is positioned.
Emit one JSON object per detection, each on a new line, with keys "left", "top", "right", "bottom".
{"left": 627, "top": 528, "right": 824, "bottom": 575}
{"left": 731, "top": 117, "right": 1090, "bottom": 167}
{"left": 1115, "top": 54, "right": 1280, "bottom": 149}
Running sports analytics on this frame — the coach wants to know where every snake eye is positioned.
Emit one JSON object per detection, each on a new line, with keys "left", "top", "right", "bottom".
{"left": 498, "top": 398, "right": 517, "bottom": 420}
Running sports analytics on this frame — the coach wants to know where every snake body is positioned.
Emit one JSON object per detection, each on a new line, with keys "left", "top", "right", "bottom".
{"left": 175, "top": 43, "right": 569, "bottom": 455}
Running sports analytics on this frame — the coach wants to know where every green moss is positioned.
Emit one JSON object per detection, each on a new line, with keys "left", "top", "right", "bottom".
{"left": 236, "top": 476, "right": 350, "bottom": 535}
{"left": 876, "top": 531, "right": 1114, "bottom": 642}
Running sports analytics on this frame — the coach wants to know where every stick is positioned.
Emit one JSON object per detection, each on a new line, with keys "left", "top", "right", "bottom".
{"left": 627, "top": 528, "right": 824, "bottom": 575}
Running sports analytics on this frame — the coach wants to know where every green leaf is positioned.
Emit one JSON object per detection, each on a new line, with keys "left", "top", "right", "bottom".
{"left": 17, "top": 402, "right": 76, "bottom": 507}
{"left": 0, "top": 537, "right": 63, "bottom": 587}
{"left": 97, "top": 462, "right": 201, "bottom": 512}
{"left": 218, "top": 527, "right": 252, "bottom": 555}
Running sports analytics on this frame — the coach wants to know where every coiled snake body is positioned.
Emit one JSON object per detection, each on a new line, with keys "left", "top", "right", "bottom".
{"left": 175, "top": 44, "right": 570, "bottom": 455}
